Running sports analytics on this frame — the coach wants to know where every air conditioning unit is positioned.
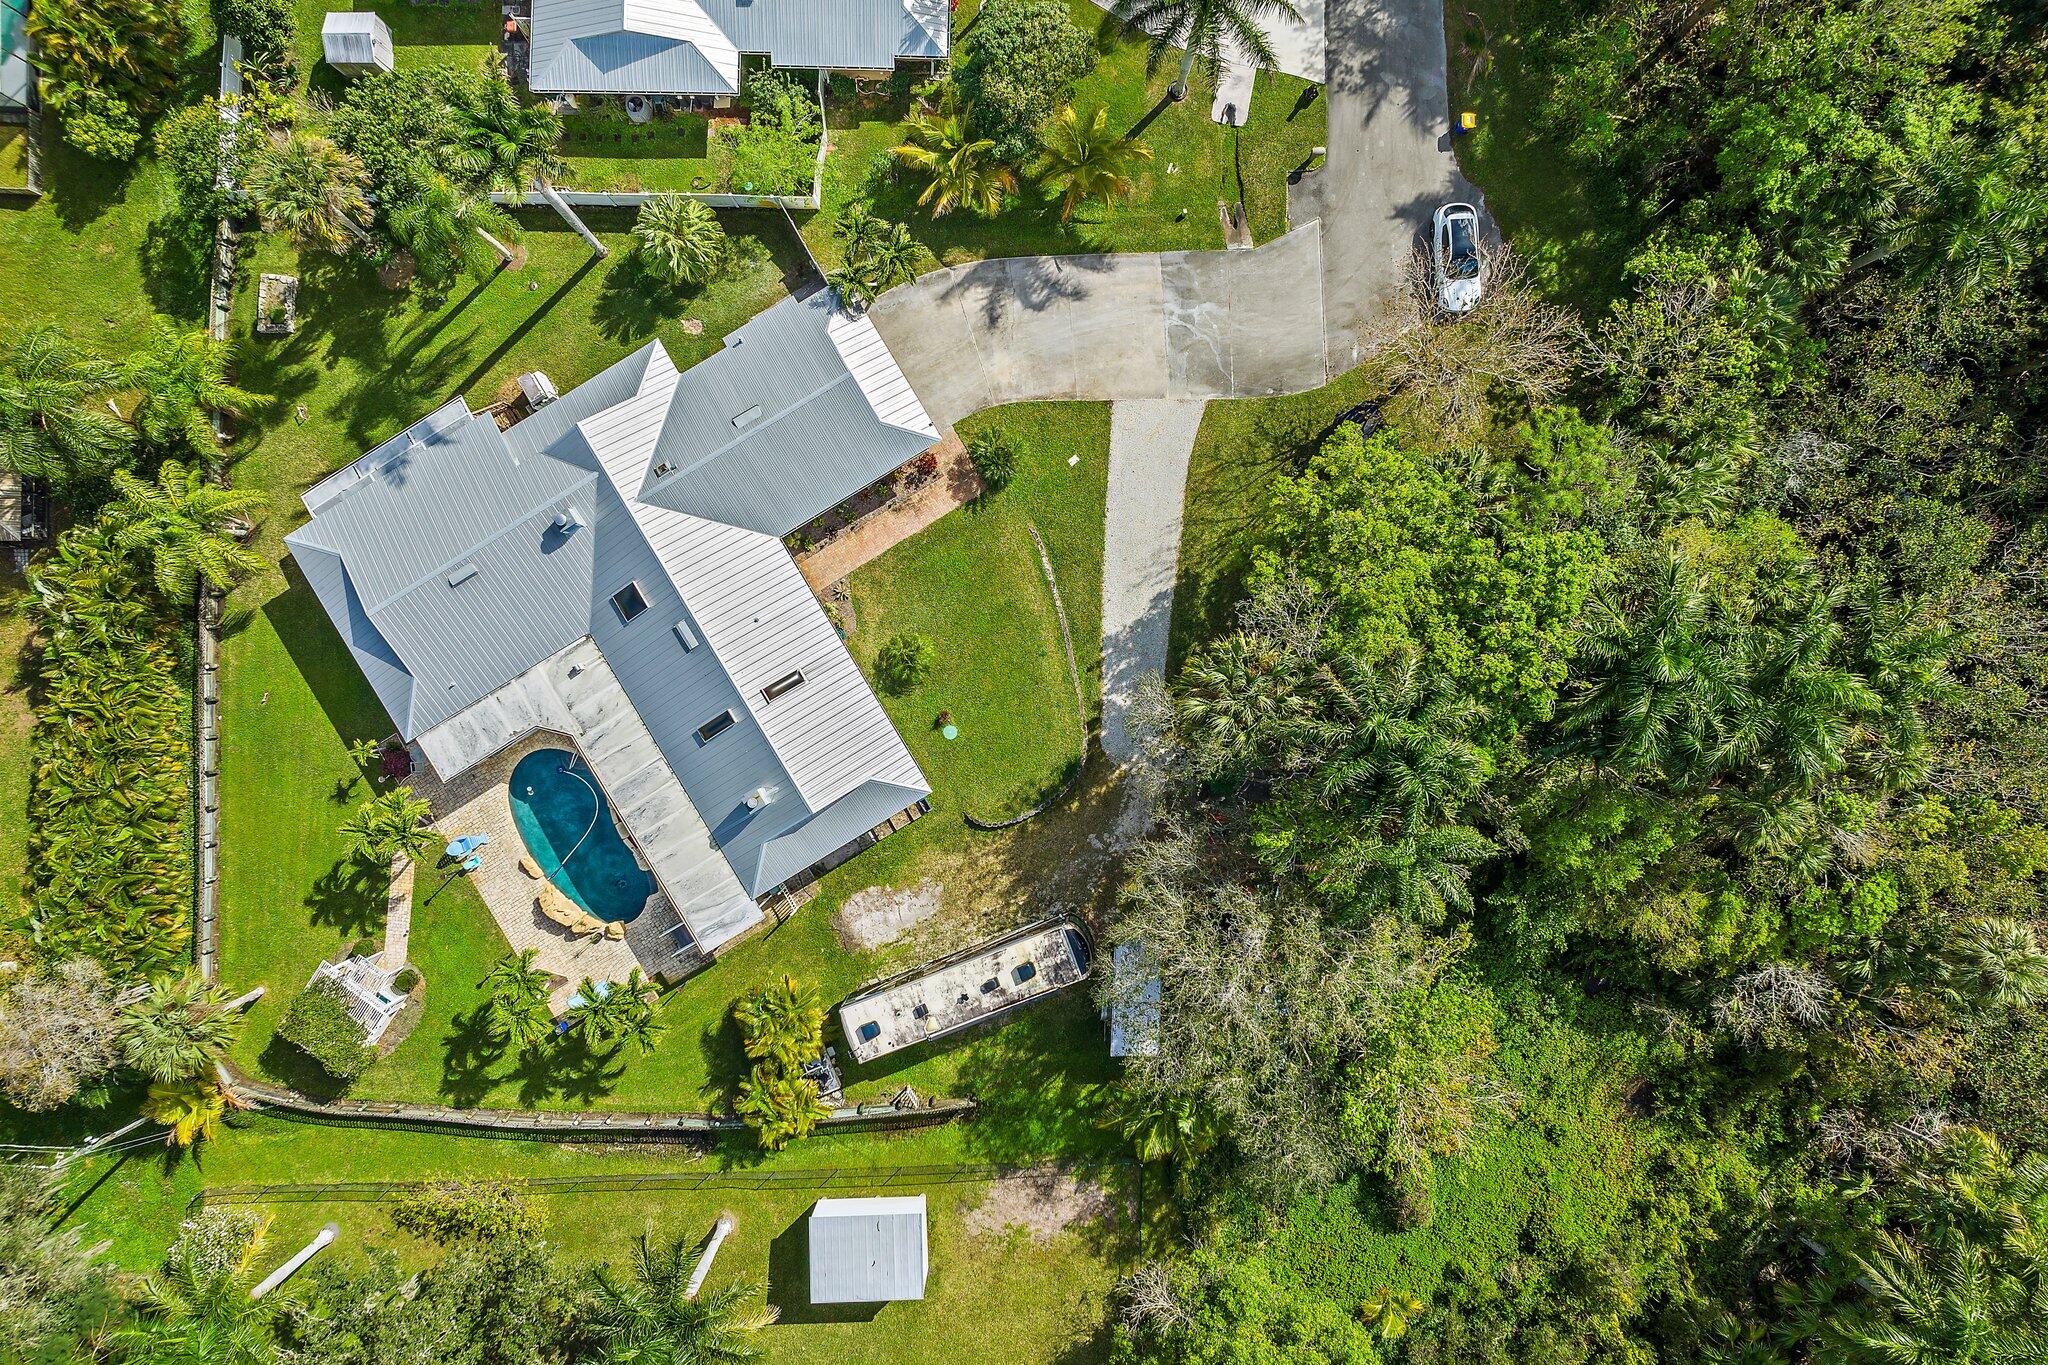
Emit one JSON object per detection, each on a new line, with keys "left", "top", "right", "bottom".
{"left": 518, "top": 371, "right": 559, "bottom": 408}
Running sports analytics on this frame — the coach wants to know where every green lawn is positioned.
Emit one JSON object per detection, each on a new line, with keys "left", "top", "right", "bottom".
{"left": 1444, "top": 0, "right": 1648, "bottom": 316}
{"left": 559, "top": 103, "right": 722, "bottom": 193}
{"left": 0, "top": 572, "right": 32, "bottom": 923}
{"left": 0, "top": 124, "right": 30, "bottom": 191}
{"left": 807, "top": 0, "right": 1325, "bottom": 268}
{"left": 296, "top": 0, "right": 497, "bottom": 90}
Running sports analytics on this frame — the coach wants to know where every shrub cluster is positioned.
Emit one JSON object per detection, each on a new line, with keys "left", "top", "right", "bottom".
{"left": 29, "top": 0, "right": 191, "bottom": 159}
{"left": 213, "top": 0, "right": 299, "bottom": 86}
{"left": 874, "top": 631, "right": 936, "bottom": 694}
{"left": 25, "top": 527, "right": 193, "bottom": 977}
{"left": 966, "top": 429, "right": 1018, "bottom": 490}
{"left": 956, "top": 0, "right": 1095, "bottom": 162}
{"left": 276, "top": 979, "right": 373, "bottom": 1081}
{"left": 390, "top": 1179, "right": 544, "bottom": 1245}
{"left": 716, "top": 70, "right": 822, "bottom": 196}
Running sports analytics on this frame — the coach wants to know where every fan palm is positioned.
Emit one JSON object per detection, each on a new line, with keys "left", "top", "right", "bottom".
{"left": 245, "top": 133, "right": 371, "bottom": 254}
{"left": 142, "top": 1076, "right": 232, "bottom": 1147}
{"left": 122, "top": 319, "right": 268, "bottom": 453}
{"left": 1175, "top": 628, "right": 1327, "bottom": 782}
{"left": 0, "top": 324, "right": 132, "bottom": 487}
{"left": 1937, "top": 918, "right": 2048, "bottom": 1014}
{"left": 338, "top": 784, "right": 436, "bottom": 867}
{"left": 446, "top": 76, "right": 606, "bottom": 257}
{"left": 892, "top": 101, "right": 1016, "bottom": 218}
{"left": 588, "top": 1235, "right": 777, "bottom": 1364}
{"left": 481, "top": 949, "right": 555, "bottom": 1054}
{"left": 388, "top": 174, "right": 518, "bottom": 289}
{"left": 1111, "top": 0, "right": 1301, "bottom": 101}
{"left": 120, "top": 976, "right": 243, "bottom": 1083}
{"left": 1037, "top": 105, "right": 1152, "bottom": 220}
{"left": 103, "top": 460, "right": 266, "bottom": 598}
{"left": 633, "top": 194, "right": 730, "bottom": 286}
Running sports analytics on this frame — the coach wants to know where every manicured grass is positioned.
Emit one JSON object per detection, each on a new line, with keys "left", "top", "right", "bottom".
{"left": 217, "top": 214, "right": 806, "bottom": 1081}
{"left": 559, "top": 103, "right": 721, "bottom": 193}
{"left": 1444, "top": 0, "right": 1649, "bottom": 316}
{"left": 0, "top": 124, "right": 30, "bottom": 191}
{"left": 1167, "top": 366, "right": 1388, "bottom": 672}
{"left": 296, "top": 0, "right": 497, "bottom": 88}
{"left": 807, "top": 0, "right": 1325, "bottom": 267}
{"left": 0, "top": 572, "right": 32, "bottom": 923}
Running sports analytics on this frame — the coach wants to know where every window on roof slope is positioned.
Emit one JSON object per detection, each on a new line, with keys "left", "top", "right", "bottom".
{"left": 611, "top": 582, "right": 649, "bottom": 622}
{"left": 762, "top": 669, "right": 805, "bottom": 702}
{"left": 696, "top": 709, "right": 737, "bottom": 744}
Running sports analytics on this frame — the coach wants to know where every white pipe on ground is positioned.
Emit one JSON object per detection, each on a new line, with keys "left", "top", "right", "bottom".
{"left": 685, "top": 1214, "right": 737, "bottom": 1300}
{"left": 251, "top": 1222, "right": 339, "bottom": 1299}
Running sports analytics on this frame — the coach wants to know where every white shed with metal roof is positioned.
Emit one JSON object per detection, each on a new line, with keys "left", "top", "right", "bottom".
{"left": 808, "top": 1195, "right": 928, "bottom": 1304}
{"left": 321, "top": 11, "right": 394, "bottom": 75}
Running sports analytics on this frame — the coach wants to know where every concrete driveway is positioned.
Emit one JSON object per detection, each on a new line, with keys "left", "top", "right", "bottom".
{"left": 871, "top": 0, "right": 1485, "bottom": 422}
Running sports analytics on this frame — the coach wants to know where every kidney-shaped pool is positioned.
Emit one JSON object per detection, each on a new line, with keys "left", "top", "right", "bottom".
{"left": 508, "top": 748, "right": 655, "bottom": 923}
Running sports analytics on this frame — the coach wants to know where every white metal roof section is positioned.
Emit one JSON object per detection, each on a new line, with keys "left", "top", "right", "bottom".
{"left": 808, "top": 1196, "right": 929, "bottom": 1304}
{"left": 709, "top": 0, "right": 948, "bottom": 71}
{"left": 828, "top": 303, "right": 942, "bottom": 444}
{"left": 529, "top": 0, "right": 740, "bottom": 95}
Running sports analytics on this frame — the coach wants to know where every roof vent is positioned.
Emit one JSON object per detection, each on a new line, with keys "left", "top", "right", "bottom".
{"left": 730, "top": 404, "right": 763, "bottom": 430}
{"left": 745, "top": 785, "right": 778, "bottom": 811}
{"left": 551, "top": 506, "right": 583, "bottom": 535}
{"left": 446, "top": 562, "right": 480, "bottom": 588}
{"left": 652, "top": 460, "right": 676, "bottom": 478}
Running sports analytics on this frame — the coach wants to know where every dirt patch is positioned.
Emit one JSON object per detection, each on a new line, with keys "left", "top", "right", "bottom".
{"left": 962, "top": 1169, "right": 1117, "bottom": 1244}
{"left": 833, "top": 879, "right": 941, "bottom": 952}
{"left": 378, "top": 253, "right": 417, "bottom": 291}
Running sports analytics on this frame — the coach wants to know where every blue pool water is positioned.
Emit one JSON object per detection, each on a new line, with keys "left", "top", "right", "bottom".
{"left": 507, "top": 749, "right": 654, "bottom": 923}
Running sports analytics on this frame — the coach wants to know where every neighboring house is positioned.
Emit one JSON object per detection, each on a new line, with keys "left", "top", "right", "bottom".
{"left": 526, "top": 0, "right": 949, "bottom": 101}
{"left": 1, "top": 0, "right": 32, "bottom": 112}
{"left": 286, "top": 289, "right": 941, "bottom": 956}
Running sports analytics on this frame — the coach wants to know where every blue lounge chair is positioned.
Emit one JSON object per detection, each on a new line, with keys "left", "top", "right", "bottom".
{"left": 446, "top": 834, "right": 490, "bottom": 860}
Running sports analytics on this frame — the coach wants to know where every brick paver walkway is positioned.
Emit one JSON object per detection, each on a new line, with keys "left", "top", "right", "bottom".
{"left": 795, "top": 433, "right": 983, "bottom": 592}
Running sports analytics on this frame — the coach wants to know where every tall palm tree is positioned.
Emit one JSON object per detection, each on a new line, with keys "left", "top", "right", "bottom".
{"left": 480, "top": 949, "right": 555, "bottom": 1054}
{"left": 120, "top": 976, "right": 244, "bottom": 1083}
{"left": 632, "top": 194, "right": 730, "bottom": 286}
{"left": 446, "top": 76, "right": 606, "bottom": 258}
{"left": 245, "top": 133, "right": 372, "bottom": 254}
{"left": 1036, "top": 105, "right": 1153, "bottom": 221}
{"left": 103, "top": 460, "right": 266, "bottom": 598}
{"left": 0, "top": 324, "right": 132, "bottom": 488}
{"left": 587, "top": 1235, "right": 776, "bottom": 1363}
{"left": 116, "top": 1217, "right": 274, "bottom": 1365}
{"left": 892, "top": 101, "right": 1016, "bottom": 218}
{"left": 388, "top": 174, "right": 518, "bottom": 289}
{"left": 142, "top": 1076, "right": 232, "bottom": 1147}
{"left": 568, "top": 969, "right": 663, "bottom": 1054}
{"left": 1111, "top": 0, "right": 1300, "bottom": 102}
{"left": 122, "top": 320, "right": 268, "bottom": 454}
{"left": 338, "top": 785, "right": 436, "bottom": 867}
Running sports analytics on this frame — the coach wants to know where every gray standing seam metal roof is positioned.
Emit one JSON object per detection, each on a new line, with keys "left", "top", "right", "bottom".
{"left": 321, "top": 10, "right": 394, "bottom": 67}
{"left": 528, "top": 0, "right": 947, "bottom": 96}
{"left": 808, "top": 1196, "right": 928, "bottom": 1303}
{"left": 284, "top": 295, "right": 935, "bottom": 920}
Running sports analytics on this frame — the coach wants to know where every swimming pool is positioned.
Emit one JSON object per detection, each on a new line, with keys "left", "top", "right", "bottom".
{"left": 507, "top": 748, "right": 655, "bottom": 923}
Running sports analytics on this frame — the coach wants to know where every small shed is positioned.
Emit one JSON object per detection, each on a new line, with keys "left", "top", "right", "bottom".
{"left": 321, "top": 11, "right": 395, "bottom": 76}
{"left": 808, "top": 1195, "right": 928, "bottom": 1304}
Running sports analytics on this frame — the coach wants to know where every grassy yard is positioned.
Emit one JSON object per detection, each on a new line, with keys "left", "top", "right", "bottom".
{"left": 807, "top": 0, "right": 1325, "bottom": 267}
{"left": 0, "top": 123, "right": 30, "bottom": 191}
{"left": 0, "top": 573, "right": 31, "bottom": 922}
{"left": 558, "top": 102, "right": 722, "bottom": 193}
{"left": 295, "top": 0, "right": 498, "bottom": 88}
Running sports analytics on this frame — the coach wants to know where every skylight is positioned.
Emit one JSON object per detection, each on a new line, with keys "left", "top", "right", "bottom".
{"left": 761, "top": 669, "right": 805, "bottom": 702}
{"left": 696, "top": 709, "right": 737, "bottom": 744}
{"left": 611, "top": 582, "right": 649, "bottom": 622}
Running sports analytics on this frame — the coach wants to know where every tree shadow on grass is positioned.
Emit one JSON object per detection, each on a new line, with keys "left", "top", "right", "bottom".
{"left": 263, "top": 557, "right": 393, "bottom": 745}
{"left": 257, "top": 1031, "right": 353, "bottom": 1101}
{"left": 305, "top": 858, "right": 386, "bottom": 938}
{"left": 766, "top": 1211, "right": 885, "bottom": 1325}
{"left": 438, "top": 1003, "right": 504, "bottom": 1107}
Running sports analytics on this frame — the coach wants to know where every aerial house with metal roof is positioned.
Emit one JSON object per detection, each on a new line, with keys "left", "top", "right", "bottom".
{"left": 285, "top": 289, "right": 940, "bottom": 958}
{"left": 526, "top": 0, "right": 949, "bottom": 103}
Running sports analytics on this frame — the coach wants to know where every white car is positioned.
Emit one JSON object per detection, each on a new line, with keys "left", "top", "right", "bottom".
{"left": 1432, "top": 203, "right": 1483, "bottom": 314}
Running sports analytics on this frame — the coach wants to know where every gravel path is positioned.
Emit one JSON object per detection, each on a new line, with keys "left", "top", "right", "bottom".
{"left": 1101, "top": 400, "right": 1207, "bottom": 765}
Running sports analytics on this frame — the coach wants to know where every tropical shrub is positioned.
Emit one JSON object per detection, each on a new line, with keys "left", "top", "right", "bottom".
{"left": 30, "top": 0, "right": 189, "bottom": 156}
{"left": 632, "top": 195, "right": 729, "bottom": 286}
{"left": 892, "top": 95, "right": 1017, "bottom": 218}
{"left": 715, "top": 70, "right": 821, "bottom": 196}
{"left": 874, "top": 630, "right": 935, "bottom": 693}
{"left": 155, "top": 100, "right": 259, "bottom": 221}
{"left": 330, "top": 67, "right": 472, "bottom": 207}
{"left": 392, "top": 967, "right": 421, "bottom": 994}
{"left": 967, "top": 428, "right": 1018, "bottom": 489}
{"left": 826, "top": 202, "right": 923, "bottom": 308}
{"left": 957, "top": 0, "right": 1095, "bottom": 162}
{"left": 734, "top": 1061, "right": 833, "bottom": 1150}
{"left": 390, "top": 1180, "right": 544, "bottom": 1245}
{"left": 25, "top": 526, "right": 193, "bottom": 977}
{"left": 277, "top": 979, "right": 374, "bottom": 1080}
{"left": 213, "top": 0, "right": 297, "bottom": 85}
{"left": 143, "top": 1076, "right": 232, "bottom": 1146}
{"left": 56, "top": 87, "right": 142, "bottom": 160}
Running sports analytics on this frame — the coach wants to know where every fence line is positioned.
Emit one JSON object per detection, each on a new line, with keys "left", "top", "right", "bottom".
{"left": 194, "top": 1158, "right": 1136, "bottom": 1208}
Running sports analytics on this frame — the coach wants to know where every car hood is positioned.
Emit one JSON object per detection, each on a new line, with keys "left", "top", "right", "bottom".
{"left": 1440, "top": 277, "right": 1482, "bottom": 313}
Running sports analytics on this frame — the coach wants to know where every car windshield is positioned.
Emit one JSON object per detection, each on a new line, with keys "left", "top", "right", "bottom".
{"left": 1446, "top": 218, "right": 1480, "bottom": 279}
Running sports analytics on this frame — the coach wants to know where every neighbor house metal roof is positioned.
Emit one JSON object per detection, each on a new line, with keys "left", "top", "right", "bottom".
{"left": 283, "top": 292, "right": 936, "bottom": 931}
{"left": 808, "top": 1196, "right": 928, "bottom": 1303}
{"left": 527, "top": 0, "right": 948, "bottom": 95}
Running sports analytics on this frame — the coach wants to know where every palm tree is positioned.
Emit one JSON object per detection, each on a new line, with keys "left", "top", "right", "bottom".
{"left": 568, "top": 969, "right": 663, "bottom": 1054}
{"left": 1111, "top": 0, "right": 1301, "bottom": 102}
{"left": 1037, "top": 105, "right": 1152, "bottom": 221}
{"left": 734, "top": 1064, "right": 832, "bottom": 1150}
{"left": 116, "top": 1217, "right": 274, "bottom": 1365}
{"left": 102, "top": 460, "right": 266, "bottom": 598}
{"left": 446, "top": 76, "right": 606, "bottom": 258}
{"left": 0, "top": 324, "right": 132, "bottom": 488}
{"left": 388, "top": 174, "right": 518, "bottom": 289}
{"left": 827, "top": 220, "right": 924, "bottom": 309}
{"left": 122, "top": 319, "right": 268, "bottom": 454}
{"left": 1851, "top": 132, "right": 2047, "bottom": 299}
{"left": 1104, "top": 1089, "right": 1219, "bottom": 1164}
{"left": 142, "top": 1076, "right": 232, "bottom": 1147}
{"left": 733, "top": 974, "right": 824, "bottom": 1070}
{"left": 1358, "top": 1287, "right": 1425, "bottom": 1343}
{"left": 632, "top": 194, "right": 730, "bottom": 287}
{"left": 481, "top": 949, "right": 555, "bottom": 1054}
{"left": 338, "top": 784, "right": 436, "bottom": 867}
{"left": 1174, "top": 628, "right": 1327, "bottom": 783}
{"left": 1824, "top": 1226, "right": 2035, "bottom": 1363}
{"left": 1938, "top": 918, "right": 2048, "bottom": 1014}
{"left": 245, "top": 132, "right": 372, "bottom": 254}
{"left": 120, "top": 976, "right": 243, "bottom": 1083}
{"left": 587, "top": 1235, "right": 777, "bottom": 1363}
{"left": 892, "top": 100, "right": 1016, "bottom": 218}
